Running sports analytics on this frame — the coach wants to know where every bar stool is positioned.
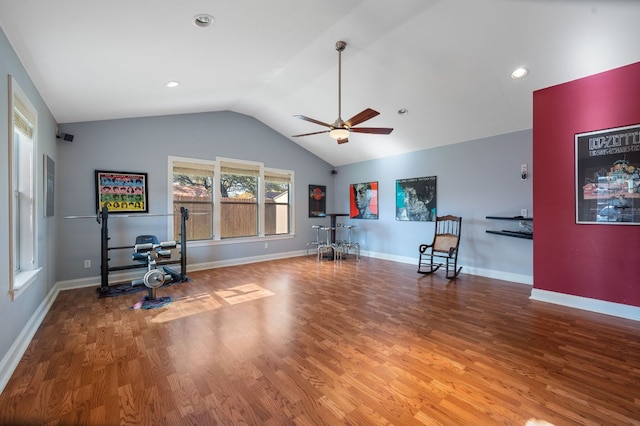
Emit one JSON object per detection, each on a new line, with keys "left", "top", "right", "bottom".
{"left": 332, "top": 223, "right": 347, "bottom": 261}
{"left": 306, "top": 225, "right": 324, "bottom": 256}
{"left": 341, "top": 224, "right": 360, "bottom": 261}
{"left": 317, "top": 226, "right": 334, "bottom": 261}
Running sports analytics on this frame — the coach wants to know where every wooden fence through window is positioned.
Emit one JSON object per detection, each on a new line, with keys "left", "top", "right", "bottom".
{"left": 173, "top": 197, "right": 288, "bottom": 240}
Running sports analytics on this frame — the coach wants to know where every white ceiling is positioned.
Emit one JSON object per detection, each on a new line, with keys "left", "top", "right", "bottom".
{"left": 1, "top": 0, "right": 639, "bottom": 166}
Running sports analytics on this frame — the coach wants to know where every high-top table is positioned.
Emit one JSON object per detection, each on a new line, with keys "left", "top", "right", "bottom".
{"left": 326, "top": 213, "right": 349, "bottom": 244}
{"left": 325, "top": 213, "right": 349, "bottom": 259}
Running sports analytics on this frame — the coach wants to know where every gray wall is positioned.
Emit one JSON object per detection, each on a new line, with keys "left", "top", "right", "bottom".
{"left": 0, "top": 28, "right": 58, "bottom": 369}
{"left": 56, "top": 115, "right": 532, "bottom": 284}
{"left": 56, "top": 112, "right": 335, "bottom": 281}
{"left": 332, "top": 130, "right": 533, "bottom": 279}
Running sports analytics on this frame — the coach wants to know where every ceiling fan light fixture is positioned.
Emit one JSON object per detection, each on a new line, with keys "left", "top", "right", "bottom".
{"left": 329, "top": 128, "right": 350, "bottom": 140}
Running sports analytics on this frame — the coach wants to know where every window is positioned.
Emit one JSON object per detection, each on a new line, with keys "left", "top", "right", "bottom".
{"left": 170, "top": 157, "right": 214, "bottom": 241}
{"left": 9, "top": 75, "right": 39, "bottom": 297}
{"left": 219, "top": 160, "right": 260, "bottom": 239}
{"left": 264, "top": 169, "right": 292, "bottom": 235}
{"left": 168, "top": 156, "right": 294, "bottom": 242}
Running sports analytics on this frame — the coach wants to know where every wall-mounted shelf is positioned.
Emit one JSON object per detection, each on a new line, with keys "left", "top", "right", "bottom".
{"left": 486, "top": 216, "right": 533, "bottom": 240}
{"left": 486, "top": 216, "right": 532, "bottom": 221}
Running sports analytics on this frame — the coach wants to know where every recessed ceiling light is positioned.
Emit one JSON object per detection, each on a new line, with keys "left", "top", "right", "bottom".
{"left": 193, "top": 14, "right": 214, "bottom": 28}
{"left": 397, "top": 108, "right": 409, "bottom": 115}
{"left": 165, "top": 81, "right": 180, "bottom": 88}
{"left": 511, "top": 67, "right": 529, "bottom": 79}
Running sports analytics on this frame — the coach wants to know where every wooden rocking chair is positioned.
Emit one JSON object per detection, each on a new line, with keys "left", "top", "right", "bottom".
{"left": 417, "top": 215, "right": 462, "bottom": 279}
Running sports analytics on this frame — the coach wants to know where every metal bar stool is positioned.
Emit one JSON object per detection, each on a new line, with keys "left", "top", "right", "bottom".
{"left": 332, "top": 223, "right": 347, "bottom": 261}
{"left": 306, "top": 225, "right": 324, "bottom": 256}
{"left": 342, "top": 224, "right": 360, "bottom": 261}
{"left": 317, "top": 226, "right": 334, "bottom": 261}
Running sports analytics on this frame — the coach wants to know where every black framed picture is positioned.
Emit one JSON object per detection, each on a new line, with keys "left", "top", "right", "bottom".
{"left": 309, "top": 184, "right": 326, "bottom": 217}
{"left": 395, "top": 176, "right": 436, "bottom": 221}
{"left": 95, "top": 170, "right": 148, "bottom": 214}
{"left": 575, "top": 124, "right": 640, "bottom": 224}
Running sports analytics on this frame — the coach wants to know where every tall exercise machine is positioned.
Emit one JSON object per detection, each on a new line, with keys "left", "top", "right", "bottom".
{"left": 98, "top": 206, "right": 189, "bottom": 294}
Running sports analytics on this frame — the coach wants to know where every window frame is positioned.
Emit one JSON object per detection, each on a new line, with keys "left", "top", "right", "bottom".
{"left": 264, "top": 167, "right": 293, "bottom": 236}
{"left": 167, "top": 156, "right": 295, "bottom": 245}
{"left": 218, "top": 158, "right": 262, "bottom": 239}
{"left": 8, "top": 75, "right": 41, "bottom": 300}
{"left": 168, "top": 155, "right": 216, "bottom": 241}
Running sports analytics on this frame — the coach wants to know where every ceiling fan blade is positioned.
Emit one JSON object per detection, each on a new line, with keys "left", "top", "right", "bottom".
{"left": 294, "top": 115, "right": 333, "bottom": 128}
{"left": 292, "top": 130, "right": 330, "bottom": 137}
{"left": 337, "top": 138, "right": 349, "bottom": 144}
{"left": 345, "top": 108, "right": 380, "bottom": 127}
{"left": 351, "top": 127, "right": 394, "bottom": 135}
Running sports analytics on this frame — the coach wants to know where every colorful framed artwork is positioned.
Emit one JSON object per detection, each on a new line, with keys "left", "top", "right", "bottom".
{"left": 575, "top": 124, "right": 640, "bottom": 224}
{"left": 350, "top": 181, "right": 378, "bottom": 219}
{"left": 95, "top": 170, "right": 148, "bottom": 214}
{"left": 396, "top": 176, "right": 436, "bottom": 221}
{"left": 309, "top": 184, "right": 327, "bottom": 217}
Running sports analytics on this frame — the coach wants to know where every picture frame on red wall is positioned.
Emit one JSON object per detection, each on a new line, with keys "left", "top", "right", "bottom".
{"left": 575, "top": 123, "right": 640, "bottom": 224}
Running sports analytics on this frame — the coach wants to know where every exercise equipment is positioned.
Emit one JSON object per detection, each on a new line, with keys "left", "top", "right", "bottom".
{"left": 131, "top": 235, "right": 180, "bottom": 300}
{"left": 97, "top": 206, "right": 189, "bottom": 294}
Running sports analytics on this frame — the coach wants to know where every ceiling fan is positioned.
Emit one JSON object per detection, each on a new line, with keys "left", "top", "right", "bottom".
{"left": 292, "top": 40, "right": 393, "bottom": 144}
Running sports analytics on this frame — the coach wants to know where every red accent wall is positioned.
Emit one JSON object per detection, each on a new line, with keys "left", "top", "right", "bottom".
{"left": 533, "top": 62, "right": 640, "bottom": 306}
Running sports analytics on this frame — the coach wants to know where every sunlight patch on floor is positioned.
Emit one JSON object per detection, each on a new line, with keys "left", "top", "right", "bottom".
{"left": 151, "top": 292, "right": 222, "bottom": 323}
{"left": 526, "top": 419, "right": 555, "bottom": 426}
{"left": 215, "top": 283, "right": 275, "bottom": 305}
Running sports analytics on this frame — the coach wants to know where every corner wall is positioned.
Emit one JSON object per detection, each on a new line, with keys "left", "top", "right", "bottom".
{"left": 533, "top": 62, "right": 640, "bottom": 307}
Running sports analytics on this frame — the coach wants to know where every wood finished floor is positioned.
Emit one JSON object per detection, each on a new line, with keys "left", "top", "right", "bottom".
{"left": 1, "top": 256, "right": 639, "bottom": 425}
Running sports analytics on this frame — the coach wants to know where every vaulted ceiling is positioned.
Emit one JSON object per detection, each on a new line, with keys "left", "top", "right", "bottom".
{"left": 1, "top": 0, "right": 639, "bottom": 166}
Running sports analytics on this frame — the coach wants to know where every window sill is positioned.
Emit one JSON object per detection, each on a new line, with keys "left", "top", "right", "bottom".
{"left": 188, "top": 234, "right": 294, "bottom": 248}
{"left": 11, "top": 268, "right": 42, "bottom": 300}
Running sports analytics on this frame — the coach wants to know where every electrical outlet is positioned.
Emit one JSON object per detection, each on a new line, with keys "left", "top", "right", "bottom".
{"left": 521, "top": 209, "right": 528, "bottom": 217}
{"left": 264, "top": 242, "right": 268, "bottom": 249}
{"left": 84, "top": 260, "right": 91, "bottom": 268}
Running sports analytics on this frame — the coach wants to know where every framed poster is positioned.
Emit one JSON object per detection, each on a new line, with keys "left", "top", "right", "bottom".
{"left": 309, "top": 184, "right": 327, "bottom": 217}
{"left": 575, "top": 124, "right": 640, "bottom": 224}
{"left": 95, "top": 170, "right": 148, "bottom": 214}
{"left": 44, "top": 155, "right": 55, "bottom": 217}
{"left": 350, "top": 181, "right": 378, "bottom": 219}
{"left": 396, "top": 176, "right": 436, "bottom": 221}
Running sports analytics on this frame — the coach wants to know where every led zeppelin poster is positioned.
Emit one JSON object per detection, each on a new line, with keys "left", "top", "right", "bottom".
{"left": 575, "top": 124, "right": 640, "bottom": 224}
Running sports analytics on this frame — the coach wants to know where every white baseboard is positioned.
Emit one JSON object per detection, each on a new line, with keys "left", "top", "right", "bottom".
{"left": 0, "top": 285, "right": 60, "bottom": 395}
{"left": 363, "top": 250, "right": 533, "bottom": 285}
{"left": 530, "top": 288, "right": 640, "bottom": 321}
{"left": 55, "top": 250, "right": 308, "bottom": 290}
{"left": 188, "top": 250, "right": 305, "bottom": 272}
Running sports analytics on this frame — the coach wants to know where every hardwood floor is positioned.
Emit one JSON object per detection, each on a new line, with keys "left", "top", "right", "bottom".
{"left": 1, "top": 256, "right": 639, "bottom": 425}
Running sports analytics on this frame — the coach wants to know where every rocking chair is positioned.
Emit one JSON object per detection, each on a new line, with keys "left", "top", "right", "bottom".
{"left": 418, "top": 215, "right": 462, "bottom": 279}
